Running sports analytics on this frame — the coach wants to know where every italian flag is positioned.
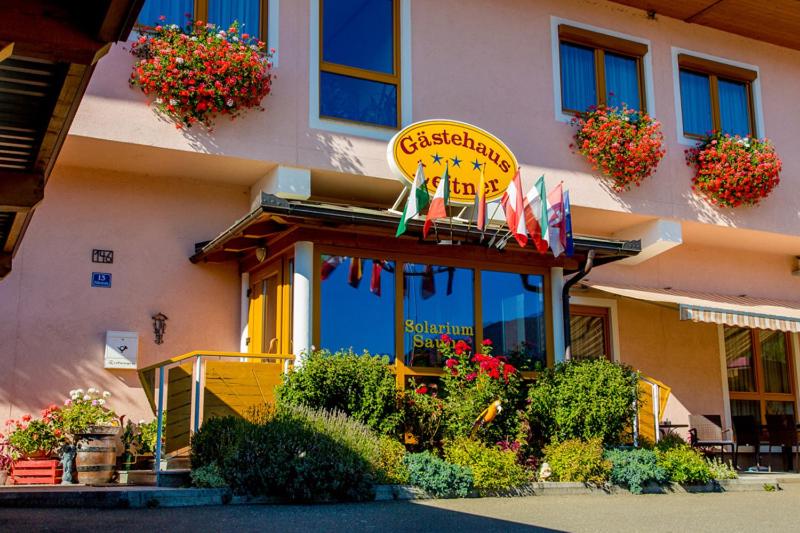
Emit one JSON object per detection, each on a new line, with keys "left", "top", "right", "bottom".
{"left": 523, "top": 175, "right": 549, "bottom": 253}
{"left": 396, "top": 162, "right": 431, "bottom": 237}
{"left": 423, "top": 163, "right": 450, "bottom": 239}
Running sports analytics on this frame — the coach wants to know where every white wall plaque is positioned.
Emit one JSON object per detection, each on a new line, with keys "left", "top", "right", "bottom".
{"left": 104, "top": 331, "right": 138, "bottom": 369}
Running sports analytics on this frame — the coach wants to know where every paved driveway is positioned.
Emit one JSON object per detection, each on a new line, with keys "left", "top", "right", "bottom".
{"left": 2, "top": 488, "right": 799, "bottom": 532}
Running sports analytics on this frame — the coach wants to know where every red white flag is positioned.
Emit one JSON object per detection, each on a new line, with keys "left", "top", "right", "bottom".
{"left": 423, "top": 164, "right": 450, "bottom": 239}
{"left": 523, "top": 175, "right": 550, "bottom": 253}
{"left": 320, "top": 255, "right": 343, "bottom": 280}
{"left": 547, "top": 182, "right": 567, "bottom": 257}
{"left": 501, "top": 169, "right": 528, "bottom": 247}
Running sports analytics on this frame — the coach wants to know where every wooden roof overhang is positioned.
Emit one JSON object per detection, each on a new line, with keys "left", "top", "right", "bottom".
{"left": 0, "top": 0, "right": 145, "bottom": 278}
{"left": 191, "top": 194, "right": 641, "bottom": 274}
{"left": 609, "top": 0, "right": 800, "bottom": 51}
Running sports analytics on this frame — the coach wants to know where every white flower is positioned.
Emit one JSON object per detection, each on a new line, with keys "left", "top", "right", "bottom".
{"left": 155, "top": 97, "right": 163, "bottom": 104}
{"left": 103, "top": 391, "right": 111, "bottom": 398}
{"left": 175, "top": 57, "right": 184, "bottom": 65}
{"left": 171, "top": 24, "right": 179, "bottom": 30}
{"left": 70, "top": 392, "right": 80, "bottom": 400}
{"left": 138, "top": 419, "right": 145, "bottom": 425}
{"left": 83, "top": 394, "right": 91, "bottom": 401}
{"left": 169, "top": 99, "right": 177, "bottom": 106}
{"left": 75, "top": 389, "right": 84, "bottom": 396}
{"left": 226, "top": 99, "right": 234, "bottom": 107}
{"left": 88, "top": 387, "right": 98, "bottom": 395}
{"left": 232, "top": 36, "right": 239, "bottom": 42}
{"left": 190, "top": 36, "right": 198, "bottom": 41}
{"left": 98, "top": 399, "right": 106, "bottom": 406}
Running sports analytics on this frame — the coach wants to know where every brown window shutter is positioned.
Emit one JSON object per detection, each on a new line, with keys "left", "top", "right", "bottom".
{"left": 559, "top": 24, "right": 648, "bottom": 57}
{"left": 678, "top": 54, "right": 757, "bottom": 82}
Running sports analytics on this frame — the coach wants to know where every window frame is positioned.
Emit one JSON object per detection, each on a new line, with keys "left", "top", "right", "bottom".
{"left": 678, "top": 54, "right": 757, "bottom": 139}
{"left": 136, "top": 0, "right": 269, "bottom": 42}
{"left": 557, "top": 24, "right": 648, "bottom": 116}
{"left": 569, "top": 304, "right": 611, "bottom": 361}
{"left": 725, "top": 326, "right": 796, "bottom": 425}
{"left": 311, "top": 244, "right": 554, "bottom": 388}
{"left": 318, "top": 0, "right": 401, "bottom": 130}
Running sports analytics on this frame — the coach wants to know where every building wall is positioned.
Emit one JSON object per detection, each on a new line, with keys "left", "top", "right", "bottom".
{"left": 0, "top": 167, "right": 247, "bottom": 421}
{"left": 65, "top": 0, "right": 800, "bottom": 240}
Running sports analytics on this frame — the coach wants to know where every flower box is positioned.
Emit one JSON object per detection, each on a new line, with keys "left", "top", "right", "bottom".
{"left": 11, "top": 459, "right": 62, "bottom": 485}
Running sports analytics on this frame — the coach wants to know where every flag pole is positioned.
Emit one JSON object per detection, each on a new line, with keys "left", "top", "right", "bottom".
{"left": 481, "top": 201, "right": 502, "bottom": 242}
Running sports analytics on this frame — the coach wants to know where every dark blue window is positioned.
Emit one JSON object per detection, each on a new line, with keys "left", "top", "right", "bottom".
{"left": 560, "top": 42, "right": 596, "bottom": 112}
{"left": 679, "top": 66, "right": 753, "bottom": 137}
{"left": 718, "top": 79, "right": 750, "bottom": 137}
{"left": 138, "top": 0, "right": 193, "bottom": 27}
{"left": 605, "top": 52, "right": 640, "bottom": 110}
{"left": 208, "top": 0, "right": 263, "bottom": 38}
{"left": 320, "top": 255, "right": 396, "bottom": 359}
{"left": 320, "top": 0, "right": 398, "bottom": 128}
{"left": 680, "top": 70, "right": 713, "bottom": 136}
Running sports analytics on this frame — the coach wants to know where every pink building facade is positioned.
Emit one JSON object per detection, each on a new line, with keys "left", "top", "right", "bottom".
{"left": 2, "top": 0, "right": 799, "bottom": 459}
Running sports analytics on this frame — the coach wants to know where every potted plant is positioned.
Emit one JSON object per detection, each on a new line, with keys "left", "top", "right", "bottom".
{"left": 119, "top": 418, "right": 139, "bottom": 471}
{"left": 61, "top": 388, "right": 120, "bottom": 484}
{"left": 571, "top": 104, "right": 665, "bottom": 192}
{"left": 129, "top": 18, "right": 274, "bottom": 129}
{"left": 3, "top": 410, "right": 66, "bottom": 485}
{"left": 685, "top": 132, "right": 782, "bottom": 207}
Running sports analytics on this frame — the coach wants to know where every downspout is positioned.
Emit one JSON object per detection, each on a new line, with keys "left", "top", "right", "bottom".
{"left": 562, "top": 250, "right": 594, "bottom": 361}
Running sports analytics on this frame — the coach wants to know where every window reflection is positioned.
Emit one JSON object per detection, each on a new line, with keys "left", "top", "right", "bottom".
{"left": 481, "top": 271, "right": 546, "bottom": 370}
{"left": 404, "top": 264, "right": 474, "bottom": 367}
{"left": 319, "top": 255, "right": 395, "bottom": 359}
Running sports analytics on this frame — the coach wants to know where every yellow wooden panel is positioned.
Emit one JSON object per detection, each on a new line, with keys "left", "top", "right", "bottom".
{"left": 202, "top": 361, "right": 284, "bottom": 422}
{"left": 165, "top": 363, "right": 193, "bottom": 454}
{"left": 637, "top": 380, "right": 656, "bottom": 444}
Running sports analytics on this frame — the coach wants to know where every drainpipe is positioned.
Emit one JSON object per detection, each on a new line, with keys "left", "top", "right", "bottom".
{"left": 562, "top": 250, "right": 595, "bottom": 361}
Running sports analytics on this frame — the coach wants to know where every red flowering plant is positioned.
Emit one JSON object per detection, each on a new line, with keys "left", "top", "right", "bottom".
{"left": 402, "top": 381, "right": 445, "bottom": 451}
{"left": 685, "top": 131, "right": 782, "bottom": 207}
{"left": 129, "top": 16, "right": 274, "bottom": 129}
{"left": 3, "top": 406, "right": 66, "bottom": 460}
{"left": 438, "top": 335, "right": 526, "bottom": 446}
{"left": 571, "top": 104, "right": 665, "bottom": 191}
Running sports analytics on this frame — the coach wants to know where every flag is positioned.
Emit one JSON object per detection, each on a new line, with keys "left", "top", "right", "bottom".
{"left": 474, "top": 163, "right": 487, "bottom": 231}
{"left": 423, "top": 163, "right": 450, "bottom": 239}
{"left": 501, "top": 169, "right": 528, "bottom": 247}
{"left": 563, "top": 189, "right": 574, "bottom": 257}
{"left": 422, "top": 265, "right": 436, "bottom": 299}
{"left": 370, "top": 260, "right": 382, "bottom": 296}
{"left": 547, "top": 182, "right": 567, "bottom": 258}
{"left": 320, "top": 255, "right": 343, "bottom": 280}
{"left": 523, "top": 175, "right": 549, "bottom": 253}
{"left": 348, "top": 256, "right": 362, "bottom": 288}
{"left": 396, "top": 162, "right": 431, "bottom": 237}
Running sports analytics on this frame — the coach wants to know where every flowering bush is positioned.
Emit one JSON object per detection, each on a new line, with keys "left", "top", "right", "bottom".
{"left": 129, "top": 17, "right": 273, "bottom": 128}
{"left": 685, "top": 132, "right": 782, "bottom": 207}
{"left": 571, "top": 104, "right": 665, "bottom": 191}
{"left": 3, "top": 408, "right": 64, "bottom": 459}
{"left": 439, "top": 336, "right": 525, "bottom": 445}
{"left": 60, "top": 388, "right": 117, "bottom": 435}
{"left": 402, "top": 384, "right": 445, "bottom": 451}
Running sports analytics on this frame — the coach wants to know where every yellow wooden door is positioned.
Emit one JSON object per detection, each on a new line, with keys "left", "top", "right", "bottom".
{"left": 248, "top": 259, "right": 288, "bottom": 354}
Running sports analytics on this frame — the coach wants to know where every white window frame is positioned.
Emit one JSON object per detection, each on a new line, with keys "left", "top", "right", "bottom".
{"left": 672, "top": 47, "right": 764, "bottom": 146}
{"left": 569, "top": 295, "right": 621, "bottom": 362}
{"left": 550, "top": 16, "right": 655, "bottom": 124}
{"left": 309, "top": 0, "right": 412, "bottom": 141}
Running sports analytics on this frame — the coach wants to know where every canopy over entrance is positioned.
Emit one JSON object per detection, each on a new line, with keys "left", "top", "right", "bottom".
{"left": 190, "top": 194, "right": 641, "bottom": 271}
{"left": 584, "top": 281, "right": 800, "bottom": 333}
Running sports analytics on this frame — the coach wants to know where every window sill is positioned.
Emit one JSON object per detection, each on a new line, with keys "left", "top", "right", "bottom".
{"left": 310, "top": 115, "right": 399, "bottom": 141}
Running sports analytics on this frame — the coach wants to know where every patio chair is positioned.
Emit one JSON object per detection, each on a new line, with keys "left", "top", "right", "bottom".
{"left": 732, "top": 415, "right": 762, "bottom": 469}
{"left": 688, "top": 414, "right": 735, "bottom": 463}
{"left": 765, "top": 414, "right": 799, "bottom": 472}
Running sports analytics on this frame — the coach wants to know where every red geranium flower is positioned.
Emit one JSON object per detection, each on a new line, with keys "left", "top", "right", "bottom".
{"left": 440, "top": 334, "right": 451, "bottom": 344}
{"left": 445, "top": 358, "right": 458, "bottom": 368}
{"left": 481, "top": 339, "right": 493, "bottom": 346}
{"left": 415, "top": 385, "right": 428, "bottom": 395}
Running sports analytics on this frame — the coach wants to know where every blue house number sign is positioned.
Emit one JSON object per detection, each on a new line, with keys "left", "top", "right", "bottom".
{"left": 91, "top": 272, "right": 112, "bottom": 288}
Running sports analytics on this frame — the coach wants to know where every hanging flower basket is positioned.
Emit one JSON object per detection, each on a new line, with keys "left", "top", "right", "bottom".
{"left": 685, "top": 132, "right": 781, "bottom": 208}
{"left": 571, "top": 105, "right": 665, "bottom": 192}
{"left": 129, "top": 18, "right": 274, "bottom": 129}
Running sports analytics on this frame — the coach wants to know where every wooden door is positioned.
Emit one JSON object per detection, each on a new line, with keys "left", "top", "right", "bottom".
{"left": 248, "top": 259, "right": 287, "bottom": 354}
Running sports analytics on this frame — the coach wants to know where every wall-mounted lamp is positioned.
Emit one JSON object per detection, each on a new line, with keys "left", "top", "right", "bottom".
{"left": 255, "top": 246, "right": 267, "bottom": 263}
{"left": 152, "top": 313, "right": 168, "bottom": 345}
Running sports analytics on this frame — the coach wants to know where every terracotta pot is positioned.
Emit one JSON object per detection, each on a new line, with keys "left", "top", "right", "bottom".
{"left": 75, "top": 425, "right": 120, "bottom": 485}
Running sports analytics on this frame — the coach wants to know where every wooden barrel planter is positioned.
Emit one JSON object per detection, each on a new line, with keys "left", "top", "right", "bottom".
{"left": 75, "top": 425, "right": 119, "bottom": 484}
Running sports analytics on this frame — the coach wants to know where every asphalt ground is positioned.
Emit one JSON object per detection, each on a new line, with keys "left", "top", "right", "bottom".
{"left": 2, "top": 488, "right": 799, "bottom": 533}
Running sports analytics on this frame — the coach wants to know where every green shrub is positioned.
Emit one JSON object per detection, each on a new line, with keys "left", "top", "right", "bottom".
{"left": 527, "top": 359, "right": 639, "bottom": 446}
{"left": 404, "top": 452, "right": 473, "bottom": 497}
{"left": 706, "top": 457, "right": 737, "bottom": 480}
{"left": 657, "top": 445, "right": 711, "bottom": 484}
{"left": 542, "top": 438, "right": 611, "bottom": 485}
{"left": 191, "top": 406, "right": 381, "bottom": 502}
{"left": 604, "top": 448, "right": 667, "bottom": 494}
{"left": 443, "top": 437, "right": 532, "bottom": 491}
{"left": 375, "top": 435, "right": 409, "bottom": 484}
{"left": 655, "top": 431, "right": 688, "bottom": 452}
{"left": 276, "top": 350, "right": 401, "bottom": 435}
{"left": 402, "top": 388, "right": 445, "bottom": 451}
{"left": 191, "top": 463, "right": 228, "bottom": 488}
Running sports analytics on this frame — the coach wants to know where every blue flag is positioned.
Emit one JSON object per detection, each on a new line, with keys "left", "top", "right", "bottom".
{"left": 564, "top": 189, "right": 574, "bottom": 257}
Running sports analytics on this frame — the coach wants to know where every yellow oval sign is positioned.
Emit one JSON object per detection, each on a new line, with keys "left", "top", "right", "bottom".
{"left": 387, "top": 119, "right": 519, "bottom": 205}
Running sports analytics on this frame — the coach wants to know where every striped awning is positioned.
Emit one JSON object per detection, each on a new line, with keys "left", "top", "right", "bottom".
{"left": 582, "top": 281, "right": 800, "bottom": 333}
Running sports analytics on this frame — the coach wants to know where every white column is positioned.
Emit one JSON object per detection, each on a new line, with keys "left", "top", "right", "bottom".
{"left": 293, "top": 241, "right": 314, "bottom": 367}
{"left": 550, "top": 267, "right": 566, "bottom": 363}
{"left": 239, "top": 272, "right": 250, "bottom": 353}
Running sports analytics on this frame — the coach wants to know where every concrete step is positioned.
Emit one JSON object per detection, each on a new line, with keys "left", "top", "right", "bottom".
{"left": 0, "top": 486, "right": 229, "bottom": 509}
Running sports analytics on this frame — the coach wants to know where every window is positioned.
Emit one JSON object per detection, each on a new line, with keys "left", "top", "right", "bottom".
{"left": 481, "top": 271, "right": 547, "bottom": 370}
{"left": 404, "top": 264, "right": 474, "bottom": 367}
{"left": 725, "top": 326, "right": 795, "bottom": 424}
{"left": 138, "top": 0, "right": 268, "bottom": 40}
{"left": 320, "top": 0, "right": 399, "bottom": 128}
{"left": 319, "top": 255, "right": 396, "bottom": 359}
{"left": 678, "top": 55, "right": 756, "bottom": 138}
{"left": 569, "top": 305, "right": 611, "bottom": 360}
{"left": 558, "top": 25, "right": 647, "bottom": 114}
